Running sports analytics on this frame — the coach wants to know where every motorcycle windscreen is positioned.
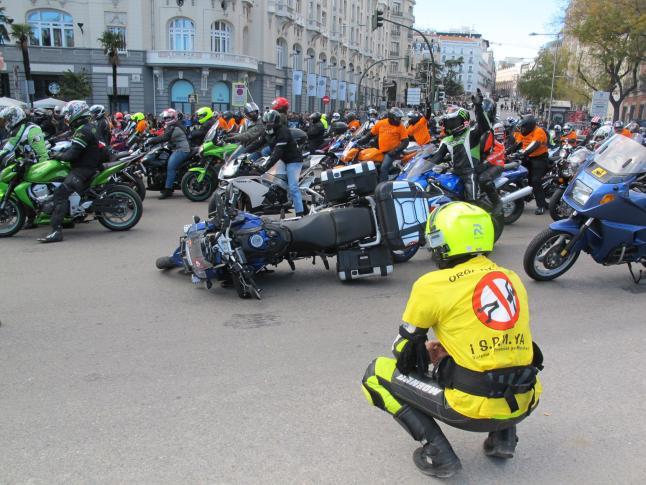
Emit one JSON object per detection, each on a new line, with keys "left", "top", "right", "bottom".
{"left": 593, "top": 135, "right": 646, "bottom": 175}
{"left": 184, "top": 233, "right": 214, "bottom": 279}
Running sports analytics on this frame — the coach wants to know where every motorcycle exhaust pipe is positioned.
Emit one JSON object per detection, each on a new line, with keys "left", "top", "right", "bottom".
{"left": 500, "top": 186, "right": 533, "bottom": 205}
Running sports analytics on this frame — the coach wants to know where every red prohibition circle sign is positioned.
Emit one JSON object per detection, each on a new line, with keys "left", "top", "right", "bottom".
{"left": 322, "top": 95, "right": 330, "bottom": 104}
{"left": 472, "top": 271, "right": 520, "bottom": 331}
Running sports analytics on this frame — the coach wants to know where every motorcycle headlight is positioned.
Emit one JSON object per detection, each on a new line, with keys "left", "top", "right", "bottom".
{"left": 571, "top": 180, "right": 593, "bottom": 206}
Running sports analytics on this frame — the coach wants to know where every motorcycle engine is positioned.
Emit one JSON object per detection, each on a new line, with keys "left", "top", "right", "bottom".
{"left": 30, "top": 184, "right": 51, "bottom": 202}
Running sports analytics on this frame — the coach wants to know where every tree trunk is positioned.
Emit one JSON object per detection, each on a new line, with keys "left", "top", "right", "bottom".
{"left": 20, "top": 37, "right": 33, "bottom": 106}
{"left": 610, "top": 98, "right": 621, "bottom": 121}
{"left": 111, "top": 52, "right": 118, "bottom": 114}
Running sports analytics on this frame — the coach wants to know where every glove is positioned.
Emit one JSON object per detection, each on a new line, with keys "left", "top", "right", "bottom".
{"left": 432, "top": 163, "right": 448, "bottom": 174}
{"left": 471, "top": 88, "right": 483, "bottom": 106}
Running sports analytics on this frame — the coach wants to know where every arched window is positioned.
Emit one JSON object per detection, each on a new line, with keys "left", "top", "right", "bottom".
{"left": 211, "top": 21, "right": 231, "bottom": 53}
{"left": 212, "top": 81, "right": 230, "bottom": 111}
{"left": 169, "top": 18, "right": 195, "bottom": 51}
{"left": 27, "top": 10, "right": 74, "bottom": 47}
{"left": 170, "top": 79, "right": 195, "bottom": 114}
{"left": 292, "top": 44, "right": 303, "bottom": 70}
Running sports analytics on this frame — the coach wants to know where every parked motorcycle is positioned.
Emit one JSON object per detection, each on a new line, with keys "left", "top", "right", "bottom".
{"left": 524, "top": 135, "right": 646, "bottom": 282}
{"left": 548, "top": 147, "right": 593, "bottom": 221}
{"left": 181, "top": 125, "right": 238, "bottom": 202}
{"left": 0, "top": 152, "right": 143, "bottom": 237}
{"left": 156, "top": 180, "right": 430, "bottom": 299}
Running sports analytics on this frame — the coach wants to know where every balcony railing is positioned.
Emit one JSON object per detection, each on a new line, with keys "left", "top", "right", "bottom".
{"left": 306, "top": 18, "right": 322, "bottom": 31}
{"left": 146, "top": 51, "right": 259, "bottom": 71}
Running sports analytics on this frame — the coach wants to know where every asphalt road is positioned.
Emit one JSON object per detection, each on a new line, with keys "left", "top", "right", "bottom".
{"left": 1, "top": 194, "right": 645, "bottom": 485}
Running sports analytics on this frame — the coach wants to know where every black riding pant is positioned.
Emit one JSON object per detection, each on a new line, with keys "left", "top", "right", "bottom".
{"left": 524, "top": 155, "right": 549, "bottom": 209}
{"left": 50, "top": 168, "right": 95, "bottom": 230}
{"left": 477, "top": 164, "right": 504, "bottom": 206}
{"left": 456, "top": 171, "right": 478, "bottom": 201}
{"left": 362, "top": 357, "right": 525, "bottom": 440}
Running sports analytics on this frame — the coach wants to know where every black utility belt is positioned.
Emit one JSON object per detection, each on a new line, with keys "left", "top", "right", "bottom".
{"left": 437, "top": 346, "right": 543, "bottom": 414}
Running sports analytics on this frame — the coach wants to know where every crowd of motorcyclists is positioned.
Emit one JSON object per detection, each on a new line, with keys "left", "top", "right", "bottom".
{"left": 1, "top": 94, "right": 644, "bottom": 243}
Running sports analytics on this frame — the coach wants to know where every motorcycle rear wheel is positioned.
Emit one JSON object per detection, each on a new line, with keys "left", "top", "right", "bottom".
{"left": 499, "top": 185, "right": 525, "bottom": 225}
{"left": 523, "top": 228, "right": 580, "bottom": 281}
{"left": 0, "top": 199, "right": 25, "bottom": 237}
{"left": 96, "top": 185, "right": 143, "bottom": 231}
{"left": 181, "top": 171, "right": 216, "bottom": 202}
{"left": 392, "top": 244, "right": 419, "bottom": 263}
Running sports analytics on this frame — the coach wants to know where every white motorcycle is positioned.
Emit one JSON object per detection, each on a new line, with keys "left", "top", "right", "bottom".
{"left": 210, "top": 152, "right": 327, "bottom": 215}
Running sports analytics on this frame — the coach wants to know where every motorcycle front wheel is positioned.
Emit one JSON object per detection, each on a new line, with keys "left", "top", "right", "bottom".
{"left": 181, "top": 171, "right": 216, "bottom": 202}
{"left": 96, "top": 186, "right": 143, "bottom": 231}
{"left": 0, "top": 199, "right": 25, "bottom": 237}
{"left": 523, "top": 228, "right": 580, "bottom": 281}
{"left": 548, "top": 188, "right": 574, "bottom": 221}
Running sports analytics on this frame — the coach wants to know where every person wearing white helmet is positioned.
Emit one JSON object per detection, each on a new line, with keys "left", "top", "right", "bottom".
{"left": 39, "top": 100, "right": 105, "bottom": 243}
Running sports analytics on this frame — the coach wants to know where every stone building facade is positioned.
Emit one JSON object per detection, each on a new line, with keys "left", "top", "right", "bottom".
{"left": 0, "top": 0, "right": 416, "bottom": 114}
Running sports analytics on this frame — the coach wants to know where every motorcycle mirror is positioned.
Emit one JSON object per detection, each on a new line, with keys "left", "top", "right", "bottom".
{"left": 193, "top": 215, "right": 201, "bottom": 224}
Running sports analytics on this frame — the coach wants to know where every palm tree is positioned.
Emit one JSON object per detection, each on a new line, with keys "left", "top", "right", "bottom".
{"left": 0, "top": 6, "right": 11, "bottom": 45}
{"left": 98, "top": 30, "right": 125, "bottom": 114}
{"left": 10, "top": 23, "right": 34, "bottom": 105}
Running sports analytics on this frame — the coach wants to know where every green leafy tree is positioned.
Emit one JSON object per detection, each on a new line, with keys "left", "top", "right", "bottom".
{"left": 566, "top": 0, "right": 646, "bottom": 120}
{"left": 10, "top": 23, "right": 34, "bottom": 104}
{"left": 98, "top": 30, "right": 125, "bottom": 114}
{"left": 59, "top": 69, "right": 92, "bottom": 101}
{"left": 442, "top": 57, "right": 465, "bottom": 96}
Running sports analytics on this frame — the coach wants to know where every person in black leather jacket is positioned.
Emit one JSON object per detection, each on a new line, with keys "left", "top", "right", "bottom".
{"left": 307, "top": 112, "right": 326, "bottom": 152}
{"left": 254, "top": 110, "right": 304, "bottom": 216}
{"left": 89, "top": 105, "right": 111, "bottom": 145}
{"left": 39, "top": 101, "right": 104, "bottom": 243}
{"left": 228, "top": 102, "right": 265, "bottom": 154}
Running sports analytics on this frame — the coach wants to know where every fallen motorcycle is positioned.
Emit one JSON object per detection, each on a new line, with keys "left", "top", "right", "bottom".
{"left": 0, "top": 152, "right": 143, "bottom": 237}
{"left": 156, "top": 179, "right": 430, "bottom": 299}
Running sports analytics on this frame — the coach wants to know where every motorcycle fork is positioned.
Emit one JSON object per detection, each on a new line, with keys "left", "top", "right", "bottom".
{"left": 0, "top": 178, "right": 18, "bottom": 210}
{"left": 560, "top": 217, "right": 594, "bottom": 257}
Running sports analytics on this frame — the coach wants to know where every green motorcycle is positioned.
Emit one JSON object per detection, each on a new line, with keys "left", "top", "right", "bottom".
{"left": 0, "top": 152, "right": 143, "bottom": 237}
{"left": 181, "top": 125, "right": 238, "bottom": 202}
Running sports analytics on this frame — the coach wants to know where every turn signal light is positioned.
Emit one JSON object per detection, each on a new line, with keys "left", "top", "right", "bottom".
{"left": 599, "top": 194, "right": 616, "bottom": 205}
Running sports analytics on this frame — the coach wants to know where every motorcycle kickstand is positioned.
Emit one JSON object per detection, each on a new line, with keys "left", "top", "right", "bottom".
{"left": 320, "top": 254, "right": 330, "bottom": 270}
{"left": 286, "top": 254, "right": 296, "bottom": 271}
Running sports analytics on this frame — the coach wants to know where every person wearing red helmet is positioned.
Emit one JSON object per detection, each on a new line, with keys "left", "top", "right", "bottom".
{"left": 271, "top": 97, "right": 289, "bottom": 126}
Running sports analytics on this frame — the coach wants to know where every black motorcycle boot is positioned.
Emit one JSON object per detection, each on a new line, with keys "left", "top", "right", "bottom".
{"left": 158, "top": 189, "right": 174, "bottom": 200}
{"left": 534, "top": 207, "right": 546, "bottom": 215}
{"left": 483, "top": 182, "right": 503, "bottom": 216}
{"left": 483, "top": 425, "right": 518, "bottom": 459}
{"left": 23, "top": 217, "right": 38, "bottom": 229}
{"left": 395, "top": 406, "right": 461, "bottom": 479}
{"left": 38, "top": 229, "right": 63, "bottom": 243}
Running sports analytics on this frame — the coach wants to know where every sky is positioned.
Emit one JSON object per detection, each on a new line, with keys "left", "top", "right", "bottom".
{"left": 413, "top": 0, "right": 566, "bottom": 62}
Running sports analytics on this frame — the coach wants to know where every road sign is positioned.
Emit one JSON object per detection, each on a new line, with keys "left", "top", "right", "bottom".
{"left": 406, "top": 88, "right": 421, "bottom": 106}
{"left": 322, "top": 95, "right": 330, "bottom": 105}
{"left": 187, "top": 94, "right": 198, "bottom": 104}
{"left": 231, "top": 82, "right": 247, "bottom": 106}
{"left": 590, "top": 91, "right": 610, "bottom": 118}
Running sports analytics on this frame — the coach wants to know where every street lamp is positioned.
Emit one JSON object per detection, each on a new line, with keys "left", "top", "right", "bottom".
{"left": 529, "top": 31, "right": 561, "bottom": 125}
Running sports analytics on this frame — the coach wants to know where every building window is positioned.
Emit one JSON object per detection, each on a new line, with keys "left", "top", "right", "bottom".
{"left": 276, "top": 38, "right": 287, "bottom": 69}
{"left": 169, "top": 17, "right": 195, "bottom": 51}
{"left": 108, "top": 26, "right": 127, "bottom": 52}
{"left": 170, "top": 79, "right": 195, "bottom": 114}
{"left": 27, "top": 10, "right": 74, "bottom": 47}
{"left": 211, "top": 20, "right": 232, "bottom": 53}
{"left": 212, "top": 81, "right": 230, "bottom": 111}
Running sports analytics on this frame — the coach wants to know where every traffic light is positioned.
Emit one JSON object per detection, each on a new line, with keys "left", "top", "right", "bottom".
{"left": 372, "top": 9, "right": 384, "bottom": 31}
{"left": 437, "top": 91, "right": 445, "bottom": 102}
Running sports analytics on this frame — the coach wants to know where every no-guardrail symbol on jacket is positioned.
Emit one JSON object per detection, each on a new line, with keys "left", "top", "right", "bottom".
{"left": 472, "top": 271, "right": 520, "bottom": 331}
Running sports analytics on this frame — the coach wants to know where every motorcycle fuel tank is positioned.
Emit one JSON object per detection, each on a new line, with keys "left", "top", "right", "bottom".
{"left": 24, "top": 160, "right": 69, "bottom": 183}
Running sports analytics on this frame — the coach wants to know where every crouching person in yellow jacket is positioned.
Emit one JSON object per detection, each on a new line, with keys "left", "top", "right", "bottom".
{"left": 362, "top": 202, "right": 543, "bottom": 479}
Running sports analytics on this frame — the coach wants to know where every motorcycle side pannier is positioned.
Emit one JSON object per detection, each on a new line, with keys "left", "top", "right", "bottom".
{"left": 375, "top": 181, "right": 430, "bottom": 250}
{"left": 337, "top": 245, "right": 393, "bottom": 281}
{"left": 321, "top": 162, "right": 378, "bottom": 202}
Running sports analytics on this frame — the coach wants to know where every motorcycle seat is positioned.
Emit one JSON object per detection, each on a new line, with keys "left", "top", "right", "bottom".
{"left": 282, "top": 206, "right": 375, "bottom": 252}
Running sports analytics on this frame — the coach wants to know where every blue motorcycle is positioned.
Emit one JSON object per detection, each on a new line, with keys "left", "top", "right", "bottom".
{"left": 524, "top": 135, "right": 646, "bottom": 282}
{"left": 398, "top": 154, "right": 532, "bottom": 240}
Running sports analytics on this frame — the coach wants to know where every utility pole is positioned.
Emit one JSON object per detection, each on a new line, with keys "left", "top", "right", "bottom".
{"left": 372, "top": 9, "right": 437, "bottom": 110}
{"left": 357, "top": 57, "right": 409, "bottom": 109}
